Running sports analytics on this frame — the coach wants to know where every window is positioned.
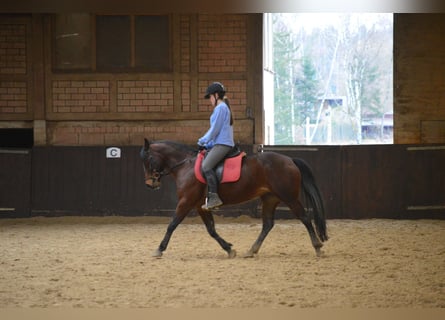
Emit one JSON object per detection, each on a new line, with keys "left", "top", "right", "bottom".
{"left": 96, "top": 15, "right": 131, "bottom": 70}
{"left": 267, "top": 13, "right": 393, "bottom": 145}
{"left": 134, "top": 16, "right": 170, "bottom": 71}
{"left": 53, "top": 14, "right": 92, "bottom": 71}
{"left": 53, "top": 14, "right": 171, "bottom": 73}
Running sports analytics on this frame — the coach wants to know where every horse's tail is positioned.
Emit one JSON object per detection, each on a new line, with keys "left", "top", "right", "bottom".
{"left": 293, "top": 158, "right": 328, "bottom": 242}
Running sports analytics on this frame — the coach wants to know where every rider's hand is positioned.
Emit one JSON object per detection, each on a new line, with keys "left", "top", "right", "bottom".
{"left": 197, "top": 141, "right": 206, "bottom": 151}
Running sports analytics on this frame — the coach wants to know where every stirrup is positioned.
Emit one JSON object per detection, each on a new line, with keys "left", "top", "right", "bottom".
{"left": 202, "top": 193, "right": 223, "bottom": 210}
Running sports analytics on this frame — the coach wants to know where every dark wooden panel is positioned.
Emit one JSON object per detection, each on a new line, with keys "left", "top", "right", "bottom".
{"left": 0, "top": 149, "right": 31, "bottom": 217}
{"left": 0, "top": 144, "right": 439, "bottom": 220}
{"left": 341, "top": 145, "right": 407, "bottom": 219}
{"left": 30, "top": 145, "right": 257, "bottom": 217}
{"left": 403, "top": 145, "right": 445, "bottom": 218}
{"left": 261, "top": 146, "right": 341, "bottom": 219}
{"left": 263, "top": 144, "right": 445, "bottom": 220}
{"left": 31, "top": 146, "right": 178, "bottom": 216}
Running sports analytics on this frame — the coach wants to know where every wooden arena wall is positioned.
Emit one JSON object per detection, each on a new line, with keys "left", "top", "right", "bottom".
{"left": 0, "top": 13, "right": 444, "bottom": 219}
{"left": 1, "top": 144, "right": 443, "bottom": 219}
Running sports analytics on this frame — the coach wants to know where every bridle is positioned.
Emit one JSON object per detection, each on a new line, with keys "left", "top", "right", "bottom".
{"left": 152, "top": 157, "right": 192, "bottom": 177}
{"left": 142, "top": 151, "right": 194, "bottom": 186}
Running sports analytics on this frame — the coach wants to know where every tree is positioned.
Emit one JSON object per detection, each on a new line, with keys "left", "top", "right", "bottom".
{"left": 273, "top": 15, "right": 299, "bottom": 144}
{"left": 294, "top": 55, "right": 319, "bottom": 125}
{"left": 340, "top": 17, "right": 393, "bottom": 143}
{"left": 271, "top": 13, "right": 393, "bottom": 145}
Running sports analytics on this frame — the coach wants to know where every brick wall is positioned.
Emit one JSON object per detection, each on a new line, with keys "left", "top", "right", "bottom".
{"left": 180, "top": 15, "right": 191, "bottom": 74}
{"left": 394, "top": 14, "right": 445, "bottom": 143}
{"left": 48, "top": 120, "right": 253, "bottom": 146}
{"left": 0, "top": 81, "right": 27, "bottom": 114}
{"left": 180, "top": 80, "right": 191, "bottom": 112}
{"left": 52, "top": 80, "right": 110, "bottom": 113}
{"left": 0, "top": 14, "right": 255, "bottom": 146}
{"left": 45, "top": 14, "right": 252, "bottom": 146}
{"left": 198, "top": 15, "right": 247, "bottom": 73}
{"left": 0, "top": 21, "right": 28, "bottom": 116}
{"left": 0, "top": 23, "right": 27, "bottom": 75}
{"left": 117, "top": 80, "right": 174, "bottom": 113}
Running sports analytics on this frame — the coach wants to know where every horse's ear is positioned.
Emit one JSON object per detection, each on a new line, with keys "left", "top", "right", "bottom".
{"left": 144, "top": 138, "right": 150, "bottom": 151}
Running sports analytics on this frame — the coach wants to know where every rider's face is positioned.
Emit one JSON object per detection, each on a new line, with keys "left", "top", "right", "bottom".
{"left": 209, "top": 94, "right": 217, "bottom": 107}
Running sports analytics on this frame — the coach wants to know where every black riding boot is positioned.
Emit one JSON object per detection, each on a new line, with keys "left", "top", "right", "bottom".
{"left": 202, "top": 169, "right": 223, "bottom": 210}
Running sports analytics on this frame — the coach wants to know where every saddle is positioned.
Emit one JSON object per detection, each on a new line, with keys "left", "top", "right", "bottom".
{"left": 194, "top": 146, "right": 246, "bottom": 184}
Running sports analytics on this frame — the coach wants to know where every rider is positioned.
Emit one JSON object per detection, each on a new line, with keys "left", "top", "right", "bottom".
{"left": 198, "top": 82, "right": 235, "bottom": 210}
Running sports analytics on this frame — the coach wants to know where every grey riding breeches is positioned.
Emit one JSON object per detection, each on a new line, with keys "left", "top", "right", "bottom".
{"left": 201, "top": 144, "right": 232, "bottom": 172}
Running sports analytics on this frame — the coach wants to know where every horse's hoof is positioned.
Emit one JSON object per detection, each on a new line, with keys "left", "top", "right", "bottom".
{"left": 152, "top": 249, "right": 163, "bottom": 258}
{"left": 227, "top": 249, "right": 237, "bottom": 259}
{"left": 315, "top": 249, "right": 325, "bottom": 258}
{"left": 242, "top": 250, "right": 255, "bottom": 258}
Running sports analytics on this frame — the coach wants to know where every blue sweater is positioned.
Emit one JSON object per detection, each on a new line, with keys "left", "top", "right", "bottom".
{"left": 198, "top": 102, "right": 234, "bottom": 148}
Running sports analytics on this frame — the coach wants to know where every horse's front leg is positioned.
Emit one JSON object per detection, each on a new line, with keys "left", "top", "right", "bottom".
{"left": 153, "top": 197, "right": 192, "bottom": 258}
{"left": 198, "top": 209, "right": 236, "bottom": 258}
{"left": 152, "top": 213, "right": 187, "bottom": 258}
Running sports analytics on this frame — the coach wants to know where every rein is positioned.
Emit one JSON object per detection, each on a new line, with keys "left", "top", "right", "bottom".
{"left": 158, "top": 157, "right": 193, "bottom": 177}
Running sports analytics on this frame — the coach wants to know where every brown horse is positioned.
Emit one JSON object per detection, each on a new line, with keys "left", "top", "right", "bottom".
{"left": 141, "top": 139, "right": 328, "bottom": 258}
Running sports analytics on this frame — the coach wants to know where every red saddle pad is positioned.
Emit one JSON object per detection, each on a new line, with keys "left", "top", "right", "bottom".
{"left": 194, "top": 150, "right": 246, "bottom": 184}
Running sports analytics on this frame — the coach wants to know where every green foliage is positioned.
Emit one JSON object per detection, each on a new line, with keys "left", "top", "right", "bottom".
{"left": 294, "top": 56, "right": 320, "bottom": 124}
{"left": 271, "top": 13, "right": 393, "bottom": 144}
{"left": 273, "top": 19, "right": 297, "bottom": 144}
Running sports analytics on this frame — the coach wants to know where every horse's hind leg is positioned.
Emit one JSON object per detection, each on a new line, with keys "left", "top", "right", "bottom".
{"left": 198, "top": 209, "right": 236, "bottom": 258}
{"left": 292, "top": 201, "right": 323, "bottom": 257}
{"left": 244, "top": 194, "right": 280, "bottom": 258}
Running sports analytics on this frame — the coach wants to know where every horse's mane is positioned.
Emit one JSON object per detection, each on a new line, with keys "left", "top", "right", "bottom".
{"left": 152, "top": 140, "right": 197, "bottom": 155}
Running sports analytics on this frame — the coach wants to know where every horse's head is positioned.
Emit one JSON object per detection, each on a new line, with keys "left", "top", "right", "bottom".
{"left": 140, "top": 138, "right": 163, "bottom": 190}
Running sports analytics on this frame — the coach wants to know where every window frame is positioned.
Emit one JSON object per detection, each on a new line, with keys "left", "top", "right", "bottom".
{"left": 52, "top": 14, "right": 172, "bottom": 74}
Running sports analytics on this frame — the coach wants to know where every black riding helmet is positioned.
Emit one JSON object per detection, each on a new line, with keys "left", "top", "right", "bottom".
{"left": 204, "top": 82, "right": 226, "bottom": 99}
